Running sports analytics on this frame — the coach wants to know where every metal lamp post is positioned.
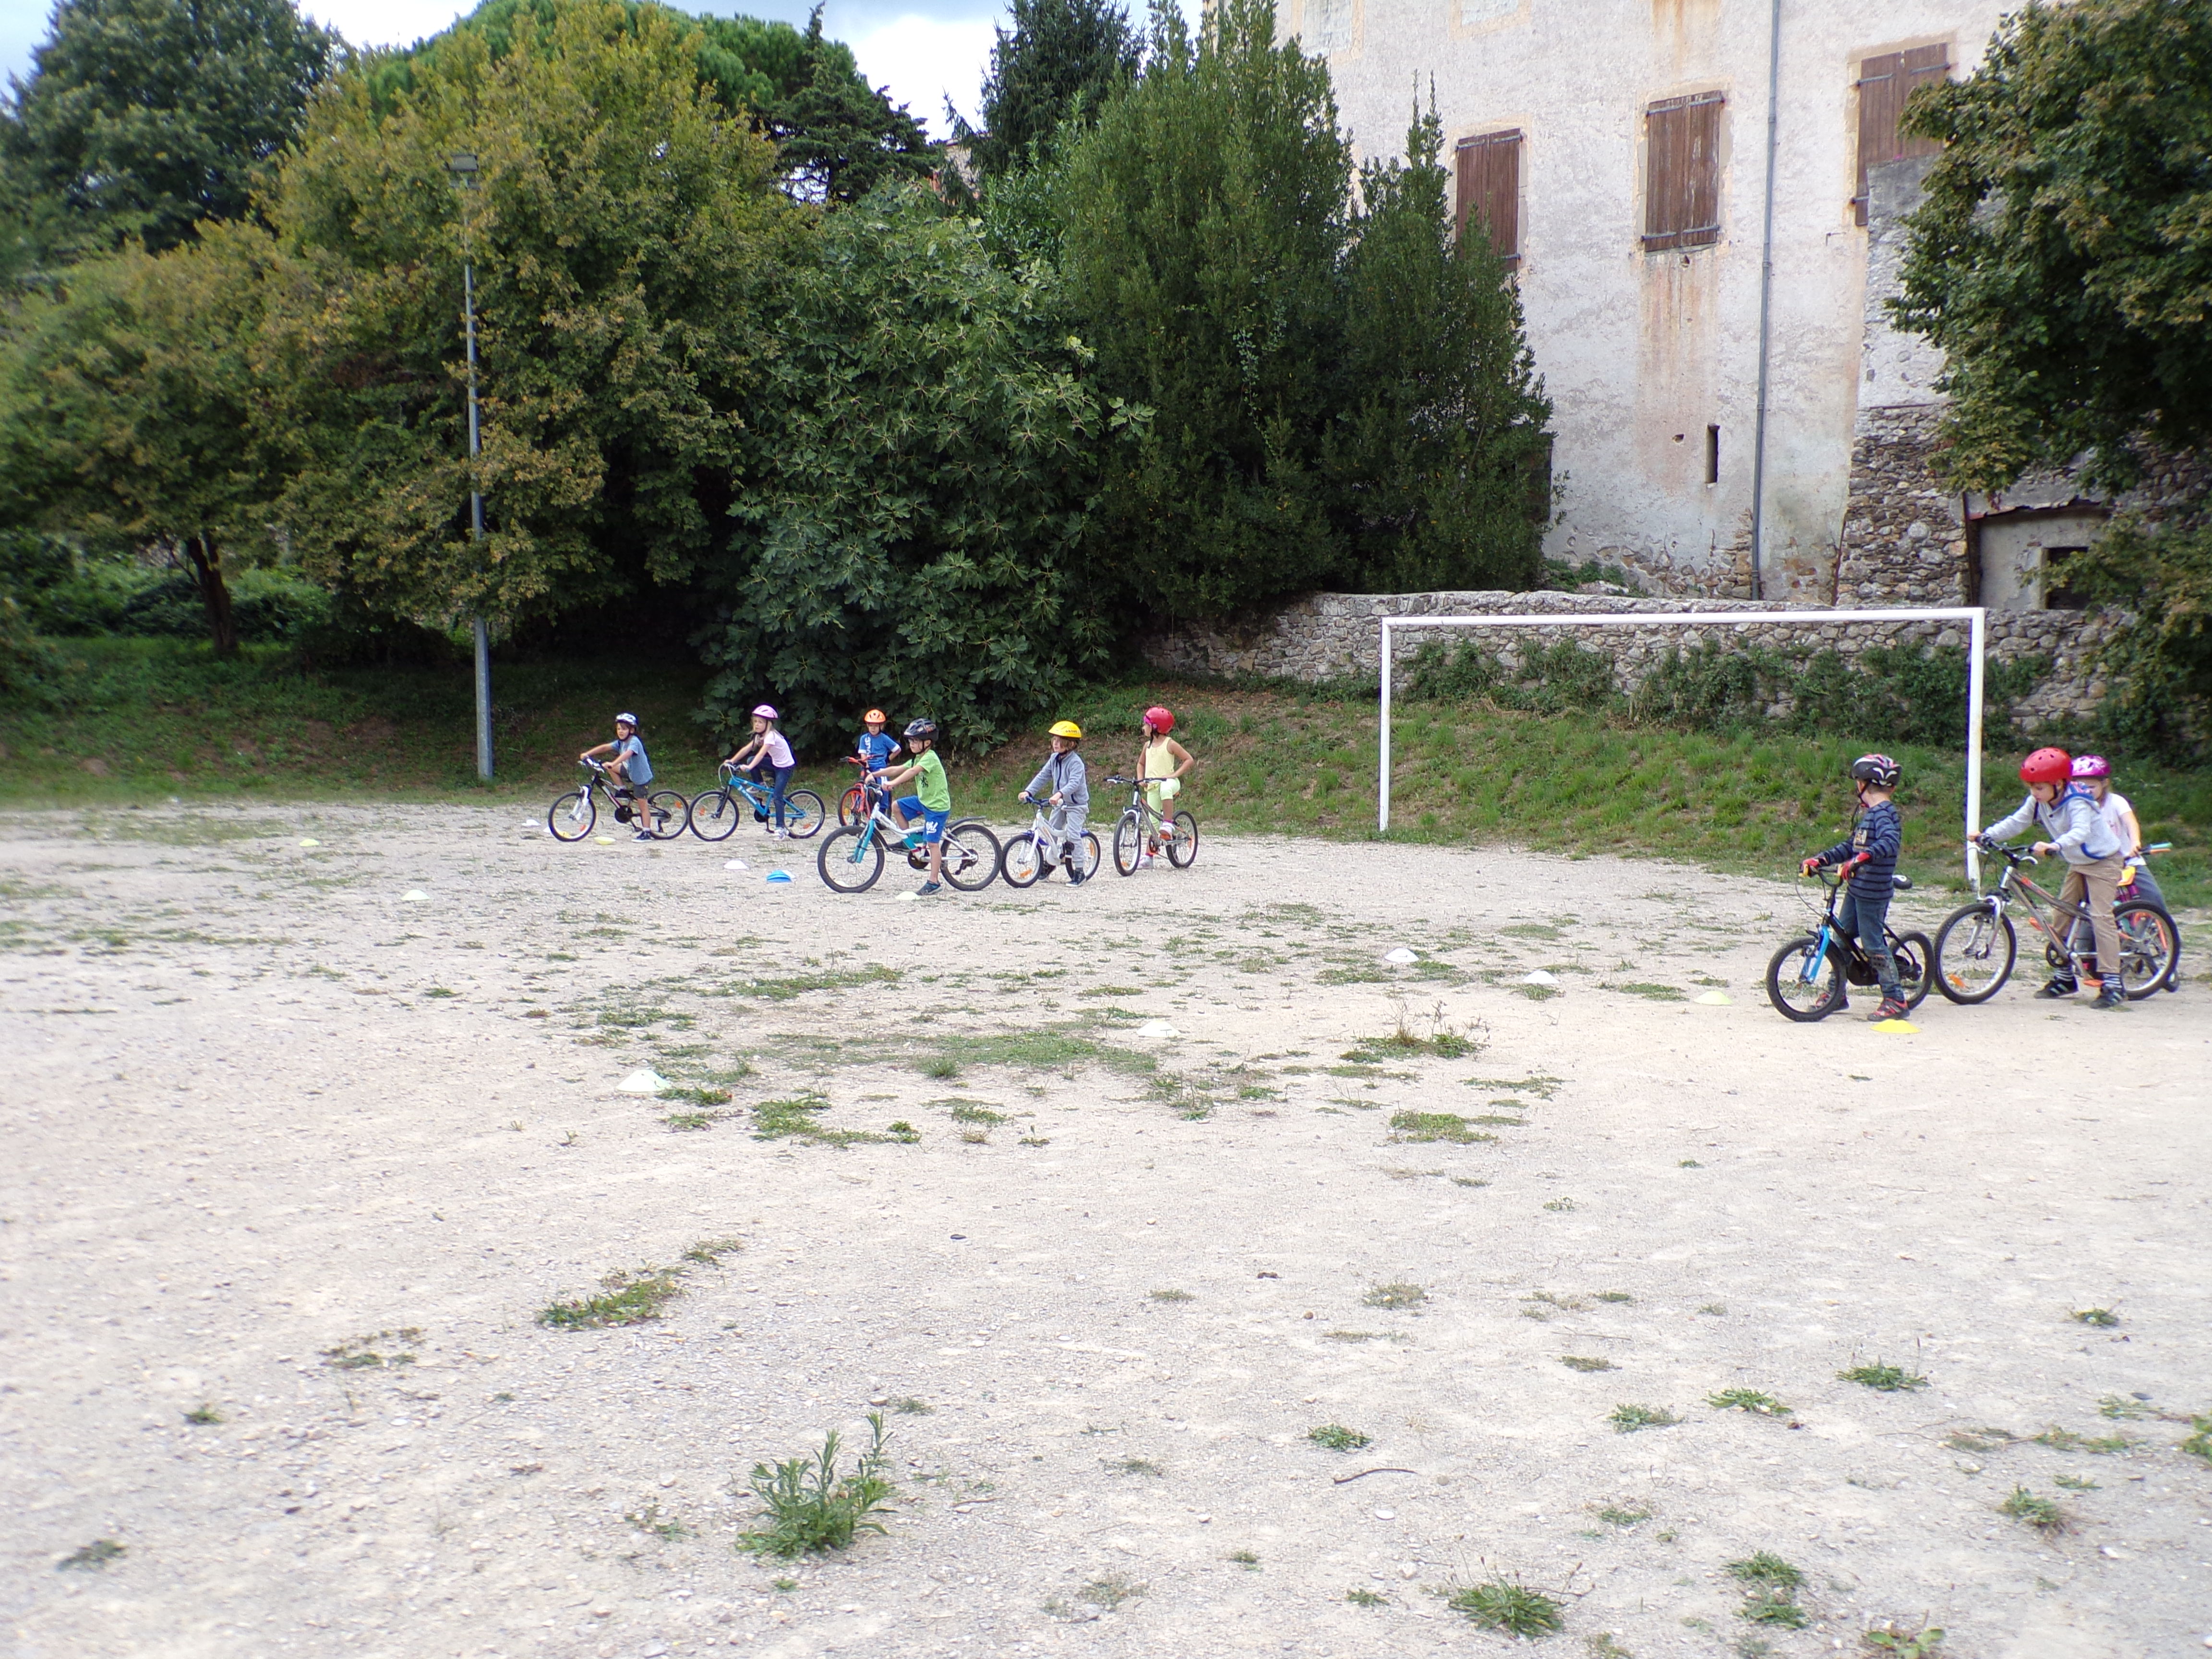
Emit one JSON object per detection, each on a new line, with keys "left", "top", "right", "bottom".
{"left": 450, "top": 151, "right": 493, "bottom": 782}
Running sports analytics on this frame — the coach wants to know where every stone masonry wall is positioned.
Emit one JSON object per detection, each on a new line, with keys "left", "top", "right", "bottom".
{"left": 1139, "top": 589, "right": 2116, "bottom": 730}
{"left": 1839, "top": 405, "right": 1970, "bottom": 606}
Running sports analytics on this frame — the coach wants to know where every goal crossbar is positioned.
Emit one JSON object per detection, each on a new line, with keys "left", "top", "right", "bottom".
{"left": 1377, "top": 607, "right": 1989, "bottom": 882}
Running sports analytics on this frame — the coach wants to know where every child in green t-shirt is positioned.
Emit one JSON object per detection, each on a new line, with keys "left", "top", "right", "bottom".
{"left": 871, "top": 717, "right": 952, "bottom": 895}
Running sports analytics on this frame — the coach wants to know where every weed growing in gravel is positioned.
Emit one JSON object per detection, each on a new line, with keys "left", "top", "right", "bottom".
{"left": 1727, "top": 1553, "right": 1808, "bottom": 1627}
{"left": 889, "top": 1397, "right": 933, "bottom": 1415}
{"left": 1998, "top": 1487, "right": 2066, "bottom": 1533}
{"left": 1594, "top": 1290, "right": 1634, "bottom": 1303}
{"left": 659, "top": 1085, "right": 734, "bottom": 1107}
{"left": 1227, "top": 1549, "right": 1260, "bottom": 1568}
{"left": 920, "top": 1055, "right": 960, "bottom": 1079}
{"left": 663, "top": 1111, "right": 724, "bottom": 1131}
{"left": 751, "top": 1094, "right": 889, "bottom": 1147}
{"left": 1863, "top": 1623, "right": 1946, "bottom": 1656}
{"left": 1708, "top": 1389, "right": 1793, "bottom": 1417}
{"left": 1345, "top": 1587, "right": 1388, "bottom": 1606}
{"left": 1146, "top": 1288, "right": 1195, "bottom": 1304}
{"left": 539, "top": 1266, "right": 685, "bottom": 1329}
{"left": 1363, "top": 1281, "right": 1427, "bottom": 1310}
{"left": 1388, "top": 1110, "right": 1497, "bottom": 1144}
{"left": 737, "top": 1414, "right": 896, "bottom": 1557}
{"left": 1588, "top": 1637, "right": 1633, "bottom": 1659}
{"left": 2071, "top": 1307, "right": 2120, "bottom": 1327}
{"left": 1322, "top": 1330, "right": 1409, "bottom": 1343}
{"left": 1543, "top": 1196, "right": 1578, "bottom": 1212}
{"left": 1608, "top": 1404, "right": 1679, "bottom": 1433}
{"left": 183, "top": 1403, "right": 223, "bottom": 1425}
{"left": 321, "top": 1328, "right": 421, "bottom": 1369}
{"left": 887, "top": 1120, "right": 919, "bottom": 1142}
{"left": 1445, "top": 1578, "right": 1564, "bottom": 1637}
{"left": 625, "top": 1502, "right": 690, "bottom": 1540}
{"left": 2097, "top": 1394, "right": 2151, "bottom": 1420}
{"left": 2183, "top": 1418, "right": 2212, "bottom": 1465}
{"left": 1080, "top": 1575, "right": 1145, "bottom": 1611}
{"left": 1107, "top": 1457, "right": 1163, "bottom": 1477}
{"left": 1838, "top": 1361, "right": 1927, "bottom": 1392}
{"left": 1308, "top": 1424, "right": 1371, "bottom": 1451}
{"left": 1595, "top": 1504, "right": 1650, "bottom": 1527}
{"left": 682, "top": 1238, "right": 745, "bottom": 1266}
{"left": 1561, "top": 1356, "right": 1615, "bottom": 1372}
{"left": 57, "top": 1539, "right": 125, "bottom": 1571}
{"left": 949, "top": 1103, "right": 1008, "bottom": 1125}
{"left": 1698, "top": 1302, "right": 1727, "bottom": 1315}
{"left": 2053, "top": 1474, "right": 2098, "bottom": 1491}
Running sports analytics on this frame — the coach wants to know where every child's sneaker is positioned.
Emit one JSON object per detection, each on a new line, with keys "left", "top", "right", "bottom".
{"left": 632, "top": 830, "right": 654, "bottom": 843}
{"left": 916, "top": 881, "right": 943, "bottom": 897}
{"left": 2036, "top": 976, "right": 2078, "bottom": 998}
{"left": 1068, "top": 865, "right": 1086, "bottom": 886}
{"left": 1867, "top": 997, "right": 1910, "bottom": 1022}
{"left": 2091, "top": 983, "right": 2127, "bottom": 1010}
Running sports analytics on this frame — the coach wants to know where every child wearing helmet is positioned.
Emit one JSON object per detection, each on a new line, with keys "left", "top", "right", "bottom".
{"left": 1798, "top": 753, "right": 1909, "bottom": 1021}
{"left": 581, "top": 713, "right": 657, "bottom": 842}
{"left": 724, "top": 705, "right": 797, "bottom": 838}
{"left": 1978, "top": 746, "right": 2128, "bottom": 1008}
{"left": 872, "top": 718, "right": 951, "bottom": 895}
{"left": 2069, "top": 755, "right": 2165, "bottom": 912}
{"left": 1137, "top": 705, "right": 1192, "bottom": 867}
{"left": 854, "top": 709, "right": 899, "bottom": 776}
{"left": 1021, "top": 721, "right": 1092, "bottom": 883}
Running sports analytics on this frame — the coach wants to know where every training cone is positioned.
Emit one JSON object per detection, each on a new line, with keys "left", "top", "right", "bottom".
{"left": 766, "top": 870, "right": 793, "bottom": 884}
{"left": 593, "top": 836, "right": 614, "bottom": 845}
{"left": 894, "top": 890, "right": 918, "bottom": 902}
{"left": 298, "top": 837, "right": 321, "bottom": 847}
{"left": 1522, "top": 970, "right": 1558, "bottom": 987}
{"left": 616, "top": 1069, "right": 668, "bottom": 1094}
{"left": 402, "top": 889, "right": 429, "bottom": 902}
{"left": 1137, "top": 1020, "right": 1179, "bottom": 1039}
{"left": 1694, "top": 989, "right": 1732, "bottom": 1005}
{"left": 1871, "top": 1019, "right": 1919, "bottom": 1034}
{"left": 1382, "top": 947, "right": 1419, "bottom": 964}
{"left": 724, "top": 860, "right": 749, "bottom": 872}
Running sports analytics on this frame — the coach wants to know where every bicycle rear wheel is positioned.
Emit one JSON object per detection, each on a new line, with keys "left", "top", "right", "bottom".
{"left": 687, "top": 789, "right": 741, "bottom": 842}
{"left": 647, "top": 790, "right": 689, "bottom": 840}
{"left": 781, "top": 789, "right": 827, "bottom": 840}
{"left": 816, "top": 826, "right": 883, "bottom": 893}
{"left": 2113, "top": 901, "right": 2177, "bottom": 1000}
{"left": 1766, "top": 936, "right": 1844, "bottom": 1021}
{"left": 1933, "top": 904, "right": 2015, "bottom": 1004}
{"left": 1001, "top": 833, "right": 1044, "bottom": 888}
{"left": 1075, "top": 831, "right": 1102, "bottom": 882}
{"left": 1890, "top": 931, "right": 1935, "bottom": 1011}
{"left": 1165, "top": 811, "right": 1199, "bottom": 868}
{"left": 940, "top": 821, "right": 1000, "bottom": 892}
{"left": 549, "top": 790, "right": 595, "bottom": 842}
{"left": 838, "top": 786, "right": 866, "bottom": 828}
{"left": 1112, "top": 811, "right": 1142, "bottom": 877}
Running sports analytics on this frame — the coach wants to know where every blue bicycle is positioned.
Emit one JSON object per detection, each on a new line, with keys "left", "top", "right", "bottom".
{"left": 685, "top": 762, "right": 826, "bottom": 842}
{"left": 1765, "top": 867, "right": 1933, "bottom": 1022}
{"left": 814, "top": 779, "right": 999, "bottom": 893}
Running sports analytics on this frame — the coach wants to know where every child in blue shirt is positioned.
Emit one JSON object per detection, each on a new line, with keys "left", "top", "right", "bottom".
{"left": 580, "top": 712, "right": 657, "bottom": 842}
{"left": 855, "top": 709, "right": 899, "bottom": 773}
{"left": 1800, "top": 753, "right": 1906, "bottom": 1021}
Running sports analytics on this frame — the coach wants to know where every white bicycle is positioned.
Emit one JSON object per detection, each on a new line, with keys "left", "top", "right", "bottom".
{"left": 999, "top": 793, "right": 1101, "bottom": 887}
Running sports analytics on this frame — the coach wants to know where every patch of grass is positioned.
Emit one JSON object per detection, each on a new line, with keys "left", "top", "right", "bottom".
{"left": 1561, "top": 1356, "right": 1615, "bottom": 1373}
{"left": 919, "top": 1055, "right": 960, "bottom": 1080}
{"left": 1679, "top": 1159, "right": 1704, "bottom": 1168}
{"left": 1363, "top": 1281, "right": 1427, "bottom": 1310}
{"left": 182, "top": 1402, "right": 223, "bottom": 1425}
{"left": 2183, "top": 1417, "right": 2212, "bottom": 1464}
{"left": 1708, "top": 1388, "right": 1792, "bottom": 1417}
{"left": 2096, "top": 1393, "right": 2151, "bottom": 1420}
{"left": 1387, "top": 1109, "right": 1497, "bottom": 1144}
{"left": 749, "top": 1092, "right": 886, "bottom": 1146}
{"left": 2052, "top": 1474, "right": 2098, "bottom": 1491}
{"left": 624, "top": 1502, "right": 690, "bottom": 1541}
{"left": 1727, "top": 1553, "right": 1808, "bottom": 1629}
{"left": 949, "top": 1103, "right": 1008, "bottom": 1125}
{"left": 2070, "top": 1307, "right": 2120, "bottom": 1327}
{"left": 1308, "top": 1423, "right": 1372, "bottom": 1452}
{"left": 726, "top": 965, "right": 901, "bottom": 1001}
{"left": 1863, "top": 1623, "right": 1946, "bottom": 1656}
{"left": 1107, "top": 1457, "right": 1163, "bottom": 1477}
{"left": 1608, "top": 982, "right": 1685, "bottom": 1000}
{"left": 1593, "top": 1290, "right": 1634, "bottom": 1303}
{"left": 1608, "top": 1403, "right": 1679, "bottom": 1433}
{"left": 1445, "top": 1578, "right": 1565, "bottom": 1638}
{"left": 680, "top": 1237, "right": 744, "bottom": 1266}
{"left": 1148, "top": 1288, "right": 1195, "bottom": 1303}
{"left": 662, "top": 1110, "right": 722, "bottom": 1131}
{"left": 320, "top": 1327, "right": 421, "bottom": 1369}
{"left": 1079, "top": 1574, "right": 1145, "bottom": 1611}
{"left": 658, "top": 1084, "right": 734, "bottom": 1106}
{"left": 887, "top": 1120, "right": 919, "bottom": 1142}
{"left": 1742, "top": 1592, "right": 1809, "bottom": 1629}
{"left": 1542, "top": 1196, "right": 1578, "bottom": 1212}
{"left": 1595, "top": 1504, "right": 1650, "bottom": 1527}
{"left": 1697, "top": 1302, "right": 1727, "bottom": 1315}
{"left": 1837, "top": 1361, "right": 1928, "bottom": 1392}
{"left": 57, "top": 1539, "right": 125, "bottom": 1571}
{"left": 737, "top": 1414, "right": 897, "bottom": 1557}
{"left": 890, "top": 1397, "right": 933, "bottom": 1415}
{"left": 1227, "top": 1549, "right": 1261, "bottom": 1568}
{"left": 1997, "top": 1486, "right": 2066, "bottom": 1533}
{"left": 1346, "top": 1587, "right": 1389, "bottom": 1607}
{"left": 422, "top": 986, "right": 458, "bottom": 998}
{"left": 1726, "top": 1552, "right": 1803, "bottom": 1591}
{"left": 538, "top": 1265, "right": 685, "bottom": 1329}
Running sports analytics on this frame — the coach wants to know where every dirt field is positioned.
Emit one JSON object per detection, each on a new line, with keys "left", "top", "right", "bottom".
{"left": 3, "top": 803, "right": 2208, "bottom": 1659}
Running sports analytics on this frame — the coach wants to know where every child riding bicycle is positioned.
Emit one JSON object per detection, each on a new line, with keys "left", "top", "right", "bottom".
{"left": 1137, "top": 705, "right": 1192, "bottom": 868}
{"left": 871, "top": 718, "right": 952, "bottom": 896}
{"left": 2069, "top": 754, "right": 2166, "bottom": 912}
{"left": 579, "top": 712, "right": 656, "bottom": 843}
{"left": 1799, "top": 752, "right": 1909, "bottom": 1022}
{"left": 723, "top": 705, "right": 797, "bottom": 838}
{"left": 1977, "top": 746, "right": 2127, "bottom": 1010}
{"left": 1019, "top": 721, "right": 1091, "bottom": 885}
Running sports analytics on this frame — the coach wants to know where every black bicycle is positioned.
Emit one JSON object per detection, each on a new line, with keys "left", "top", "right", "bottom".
{"left": 1765, "top": 868, "right": 1933, "bottom": 1022}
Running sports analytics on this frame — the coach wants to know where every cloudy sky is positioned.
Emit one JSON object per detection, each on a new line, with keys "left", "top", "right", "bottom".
{"left": 0, "top": 0, "right": 1197, "bottom": 141}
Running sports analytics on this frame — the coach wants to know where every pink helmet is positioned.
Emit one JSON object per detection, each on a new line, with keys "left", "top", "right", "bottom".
{"left": 2069, "top": 754, "right": 2110, "bottom": 780}
{"left": 1142, "top": 705, "right": 1175, "bottom": 734}
{"left": 2019, "top": 747, "right": 2071, "bottom": 786}
{"left": 752, "top": 704, "right": 779, "bottom": 720}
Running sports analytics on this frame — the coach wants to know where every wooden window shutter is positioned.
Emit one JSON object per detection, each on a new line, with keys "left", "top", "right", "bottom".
{"left": 1854, "top": 44, "right": 1949, "bottom": 223}
{"left": 1643, "top": 93, "right": 1722, "bottom": 251}
{"left": 1455, "top": 130, "right": 1522, "bottom": 265}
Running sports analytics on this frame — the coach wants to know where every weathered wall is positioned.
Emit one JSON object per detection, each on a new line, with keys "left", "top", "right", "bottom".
{"left": 1140, "top": 589, "right": 2116, "bottom": 728}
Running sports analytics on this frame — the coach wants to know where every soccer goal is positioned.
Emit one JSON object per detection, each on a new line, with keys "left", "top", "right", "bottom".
{"left": 1376, "top": 606, "right": 1991, "bottom": 881}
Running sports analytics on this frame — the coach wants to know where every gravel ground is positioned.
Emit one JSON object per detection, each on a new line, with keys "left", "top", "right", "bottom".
{"left": 2, "top": 802, "right": 2208, "bottom": 1659}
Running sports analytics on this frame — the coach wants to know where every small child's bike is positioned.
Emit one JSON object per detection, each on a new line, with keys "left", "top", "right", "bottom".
{"left": 685, "top": 762, "right": 825, "bottom": 842}
{"left": 1000, "top": 793, "right": 1101, "bottom": 887}
{"left": 1932, "top": 841, "right": 2176, "bottom": 1003}
{"left": 549, "top": 760, "right": 686, "bottom": 842}
{"left": 1101, "top": 775, "right": 1197, "bottom": 876}
{"left": 815, "top": 780, "right": 1000, "bottom": 894}
{"left": 1765, "top": 867, "right": 1933, "bottom": 1021}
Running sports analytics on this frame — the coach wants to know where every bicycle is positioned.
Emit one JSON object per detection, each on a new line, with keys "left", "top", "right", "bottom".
{"left": 1102, "top": 775, "right": 1198, "bottom": 877}
{"left": 836, "top": 756, "right": 872, "bottom": 827}
{"left": 1765, "top": 867, "right": 1934, "bottom": 1022}
{"left": 685, "top": 761, "right": 825, "bottom": 842}
{"left": 1932, "top": 841, "right": 2177, "bottom": 1004}
{"left": 1000, "top": 793, "right": 1101, "bottom": 887}
{"left": 549, "top": 760, "right": 686, "bottom": 843}
{"left": 815, "top": 778, "right": 1000, "bottom": 894}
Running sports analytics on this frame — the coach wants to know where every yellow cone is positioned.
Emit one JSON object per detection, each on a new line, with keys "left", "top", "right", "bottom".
{"left": 1871, "top": 1019, "right": 1919, "bottom": 1034}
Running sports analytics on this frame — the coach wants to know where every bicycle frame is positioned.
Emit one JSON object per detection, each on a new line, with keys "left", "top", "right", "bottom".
{"left": 1973, "top": 853, "right": 2097, "bottom": 974}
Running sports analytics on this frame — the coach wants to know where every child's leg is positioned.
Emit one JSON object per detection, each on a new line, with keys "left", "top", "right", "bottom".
{"left": 2071, "top": 855, "right": 2126, "bottom": 986}
{"left": 1852, "top": 891, "right": 1900, "bottom": 1000}
{"left": 770, "top": 764, "right": 794, "bottom": 829}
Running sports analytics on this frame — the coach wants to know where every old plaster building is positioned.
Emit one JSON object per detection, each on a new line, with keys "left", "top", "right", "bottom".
{"left": 1293, "top": 0, "right": 2121, "bottom": 620}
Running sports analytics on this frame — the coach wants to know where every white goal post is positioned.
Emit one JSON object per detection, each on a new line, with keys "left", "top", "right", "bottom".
{"left": 1377, "top": 606, "right": 1990, "bottom": 882}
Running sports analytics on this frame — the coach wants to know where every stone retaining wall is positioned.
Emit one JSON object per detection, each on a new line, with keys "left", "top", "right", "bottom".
{"left": 1139, "top": 589, "right": 2117, "bottom": 729}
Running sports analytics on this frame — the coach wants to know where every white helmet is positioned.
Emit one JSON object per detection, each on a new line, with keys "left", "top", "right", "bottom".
{"left": 752, "top": 704, "right": 779, "bottom": 720}
{"left": 615, "top": 711, "right": 639, "bottom": 726}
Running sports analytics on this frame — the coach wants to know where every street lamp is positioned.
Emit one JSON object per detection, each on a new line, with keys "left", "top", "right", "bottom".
{"left": 450, "top": 150, "right": 493, "bottom": 782}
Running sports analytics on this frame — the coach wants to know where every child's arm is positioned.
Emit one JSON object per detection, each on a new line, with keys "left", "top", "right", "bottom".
{"left": 2117, "top": 802, "right": 2145, "bottom": 856}
{"left": 1800, "top": 830, "right": 1856, "bottom": 875}
{"left": 580, "top": 740, "right": 615, "bottom": 761}
{"left": 1979, "top": 797, "right": 2035, "bottom": 845}
{"left": 1863, "top": 807, "right": 1901, "bottom": 866}
{"left": 1021, "top": 759, "right": 1056, "bottom": 800}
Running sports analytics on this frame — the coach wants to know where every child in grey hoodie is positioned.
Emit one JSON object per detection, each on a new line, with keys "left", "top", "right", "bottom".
{"left": 1021, "top": 721, "right": 1091, "bottom": 884}
{"left": 1978, "top": 746, "right": 2127, "bottom": 1008}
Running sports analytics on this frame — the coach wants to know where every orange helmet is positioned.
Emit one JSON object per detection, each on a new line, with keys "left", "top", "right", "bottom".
{"left": 864, "top": 709, "right": 887, "bottom": 724}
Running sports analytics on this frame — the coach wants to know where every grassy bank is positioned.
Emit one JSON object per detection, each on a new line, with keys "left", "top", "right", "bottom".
{"left": 4, "top": 638, "right": 2205, "bottom": 907}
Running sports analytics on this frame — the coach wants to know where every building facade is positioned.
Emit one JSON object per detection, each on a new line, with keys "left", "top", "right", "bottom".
{"left": 1297, "top": 0, "right": 2024, "bottom": 601}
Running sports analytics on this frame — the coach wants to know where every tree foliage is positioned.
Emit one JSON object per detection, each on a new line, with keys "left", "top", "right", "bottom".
{"left": 0, "top": 0, "right": 342, "bottom": 261}
{"left": 964, "top": 0, "right": 1141, "bottom": 179}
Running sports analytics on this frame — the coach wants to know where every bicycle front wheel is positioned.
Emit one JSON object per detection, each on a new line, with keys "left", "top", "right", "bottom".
{"left": 1934, "top": 904, "right": 2015, "bottom": 1004}
{"left": 2113, "top": 901, "right": 2177, "bottom": 1000}
{"left": 549, "top": 790, "right": 595, "bottom": 842}
{"left": 1891, "top": 931, "right": 1935, "bottom": 1011}
{"left": 1112, "top": 811, "right": 1143, "bottom": 876}
{"left": 1766, "top": 936, "right": 1844, "bottom": 1022}
{"left": 1001, "top": 833, "right": 1044, "bottom": 888}
{"left": 1165, "top": 811, "right": 1199, "bottom": 868}
{"left": 940, "top": 821, "right": 1000, "bottom": 892}
{"left": 817, "top": 826, "right": 883, "bottom": 893}
{"left": 647, "top": 790, "right": 689, "bottom": 840}
{"left": 687, "top": 789, "right": 741, "bottom": 842}
{"left": 782, "top": 789, "right": 827, "bottom": 840}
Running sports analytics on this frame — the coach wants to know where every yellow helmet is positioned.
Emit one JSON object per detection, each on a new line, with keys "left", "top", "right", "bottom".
{"left": 1048, "top": 720, "right": 1083, "bottom": 740}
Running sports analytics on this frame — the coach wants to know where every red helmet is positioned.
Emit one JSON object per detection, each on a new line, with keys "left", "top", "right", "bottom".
{"left": 2069, "top": 754, "right": 2110, "bottom": 780}
{"left": 2019, "top": 747, "right": 2072, "bottom": 785}
{"left": 1142, "top": 705, "right": 1175, "bottom": 734}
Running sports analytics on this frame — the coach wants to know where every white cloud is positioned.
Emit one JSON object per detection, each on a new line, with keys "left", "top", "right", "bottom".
{"left": 299, "top": 0, "right": 474, "bottom": 53}
{"left": 847, "top": 12, "right": 998, "bottom": 137}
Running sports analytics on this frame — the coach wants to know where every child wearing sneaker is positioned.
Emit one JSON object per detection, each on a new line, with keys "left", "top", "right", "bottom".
{"left": 1978, "top": 746, "right": 2128, "bottom": 1009}
{"left": 872, "top": 718, "right": 951, "bottom": 895}
{"left": 580, "top": 712, "right": 657, "bottom": 842}
{"left": 1020, "top": 721, "right": 1091, "bottom": 883}
{"left": 724, "top": 705, "right": 797, "bottom": 838}
{"left": 1799, "top": 753, "right": 1909, "bottom": 1022}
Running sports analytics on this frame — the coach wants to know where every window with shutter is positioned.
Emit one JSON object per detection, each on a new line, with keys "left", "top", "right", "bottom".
{"left": 1853, "top": 44, "right": 1949, "bottom": 224}
{"left": 1643, "top": 92, "right": 1722, "bottom": 252}
{"left": 1454, "top": 130, "right": 1522, "bottom": 266}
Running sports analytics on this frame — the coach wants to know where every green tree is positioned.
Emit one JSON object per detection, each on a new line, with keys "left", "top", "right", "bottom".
{"left": 757, "top": 7, "right": 937, "bottom": 204}
{"left": 1330, "top": 103, "right": 1551, "bottom": 590}
{"left": 1055, "top": 0, "right": 1351, "bottom": 620}
{"left": 697, "top": 183, "right": 1130, "bottom": 753}
{"left": 0, "top": 0, "right": 342, "bottom": 260}
{"left": 963, "top": 0, "right": 1142, "bottom": 178}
